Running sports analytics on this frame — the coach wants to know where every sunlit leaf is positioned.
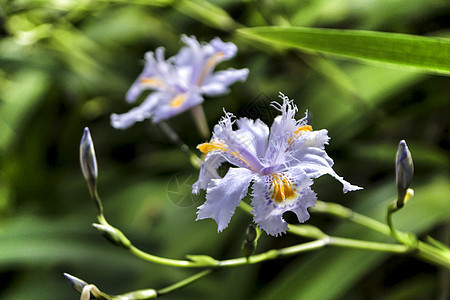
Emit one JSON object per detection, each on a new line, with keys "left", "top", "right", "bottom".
{"left": 238, "top": 27, "right": 450, "bottom": 75}
{"left": 174, "top": 0, "right": 238, "bottom": 31}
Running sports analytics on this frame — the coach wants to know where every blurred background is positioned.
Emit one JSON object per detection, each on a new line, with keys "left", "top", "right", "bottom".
{"left": 0, "top": 0, "right": 449, "bottom": 299}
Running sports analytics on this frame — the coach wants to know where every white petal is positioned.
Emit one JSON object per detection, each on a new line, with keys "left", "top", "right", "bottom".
{"left": 197, "top": 168, "right": 254, "bottom": 232}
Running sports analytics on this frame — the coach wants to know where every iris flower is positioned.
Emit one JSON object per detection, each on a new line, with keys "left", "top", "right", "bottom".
{"left": 111, "top": 35, "right": 249, "bottom": 129}
{"left": 193, "top": 93, "right": 362, "bottom": 236}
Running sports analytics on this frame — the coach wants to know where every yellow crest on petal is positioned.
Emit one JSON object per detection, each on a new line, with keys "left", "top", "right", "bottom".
{"left": 269, "top": 173, "right": 297, "bottom": 203}
{"left": 169, "top": 93, "right": 188, "bottom": 108}
{"left": 198, "top": 140, "right": 228, "bottom": 158}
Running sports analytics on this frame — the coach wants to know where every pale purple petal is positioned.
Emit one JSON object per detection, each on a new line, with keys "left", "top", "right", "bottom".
{"left": 235, "top": 117, "right": 269, "bottom": 159}
{"left": 178, "top": 35, "right": 205, "bottom": 85}
{"left": 292, "top": 147, "right": 362, "bottom": 193}
{"left": 126, "top": 48, "right": 171, "bottom": 103}
{"left": 251, "top": 169, "right": 315, "bottom": 236}
{"left": 151, "top": 92, "right": 204, "bottom": 123}
{"left": 110, "top": 93, "right": 161, "bottom": 129}
{"left": 211, "top": 112, "right": 265, "bottom": 172}
{"left": 200, "top": 68, "right": 249, "bottom": 96}
{"left": 210, "top": 37, "right": 238, "bottom": 59}
{"left": 294, "top": 129, "right": 330, "bottom": 149}
{"left": 265, "top": 94, "right": 304, "bottom": 165}
{"left": 197, "top": 168, "right": 254, "bottom": 232}
{"left": 192, "top": 151, "right": 225, "bottom": 194}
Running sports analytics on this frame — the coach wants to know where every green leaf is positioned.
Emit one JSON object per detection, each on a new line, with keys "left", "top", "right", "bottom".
{"left": 174, "top": 0, "right": 238, "bottom": 31}
{"left": 237, "top": 26, "right": 450, "bottom": 75}
{"left": 0, "top": 69, "right": 50, "bottom": 151}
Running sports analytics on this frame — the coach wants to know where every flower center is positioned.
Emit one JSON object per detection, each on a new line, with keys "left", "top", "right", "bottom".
{"left": 169, "top": 93, "right": 188, "bottom": 108}
{"left": 269, "top": 173, "right": 297, "bottom": 203}
{"left": 197, "top": 51, "right": 225, "bottom": 86}
{"left": 140, "top": 77, "right": 167, "bottom": 88}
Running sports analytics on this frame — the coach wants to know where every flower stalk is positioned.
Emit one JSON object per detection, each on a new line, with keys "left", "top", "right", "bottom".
{"left": 190, "top": 104, "right": 210, "bottom": 139}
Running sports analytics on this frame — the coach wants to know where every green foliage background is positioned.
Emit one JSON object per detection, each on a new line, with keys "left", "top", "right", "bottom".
{"left": 0, "top": 0, "right": 449, "bottom": 299}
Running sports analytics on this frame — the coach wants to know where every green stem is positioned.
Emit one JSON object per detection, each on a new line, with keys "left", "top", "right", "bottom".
{"left": 311, "top": 200, "right": 389, "bottom": 235}
{"left": 129, "top": 246, "right": 197, "bottom": 268}
{"left": 306, "top": 200, "right": 450, "bottom": 269}
{"left": 157, "top": 269, "right": 213, "bottom": 297}
{"left": 219, "top": 239, "right": 328, "bottom": 267}
{"left": 329, "top": 237, "right": 408, "bottom": 253}
{"left": 238, "top": 201, "right": 252, "bottom": 214}
{"left": 415, "top": 242, "right": 450, "bottom": 270}
{"left": 386, "top": 202, "right": 404, "bottom": 242}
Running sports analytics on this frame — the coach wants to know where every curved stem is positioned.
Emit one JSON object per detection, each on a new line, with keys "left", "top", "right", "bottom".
{"left": 129, "top": 246, "right": 198, "bottom": 268}
{"left": 311, "top": 200, "right": 390, "bottom": 235}
{"left": 157, "top": 269, "right": 213, "bottom": 297}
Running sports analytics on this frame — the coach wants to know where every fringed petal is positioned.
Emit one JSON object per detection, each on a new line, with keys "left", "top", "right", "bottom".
{"left": 197, "top": 168, "right": 254, "bottom": 232}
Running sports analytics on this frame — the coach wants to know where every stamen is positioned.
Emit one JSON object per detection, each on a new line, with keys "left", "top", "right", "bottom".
{"left": 140, "top": 77, "right": 167, "bottom": 88}
{"left": 269, "top": 173, "right": 297, "bottom": 203}
{"left": 197, "top": 51, "right": 225, "bottom": 86}
{"left": 169, "top": 93, "right": 188, "bottom": 108}
{"left": 198, "top": 140, "right": 228, "bottom": 158}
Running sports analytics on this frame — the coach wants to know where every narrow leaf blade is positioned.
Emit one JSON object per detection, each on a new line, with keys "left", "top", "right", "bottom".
{"left": 237, "top": 27, "right": 450, "bottom": 75}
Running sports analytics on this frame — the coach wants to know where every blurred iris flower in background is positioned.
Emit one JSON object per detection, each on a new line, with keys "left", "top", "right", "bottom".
{"left": 111, "top": 35, "right": 249, "bottom": 128}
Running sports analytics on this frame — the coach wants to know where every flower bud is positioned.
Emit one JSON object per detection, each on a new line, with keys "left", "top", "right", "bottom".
{"left": 396, "top": 140, "right": 414, "bottom": 209}
{"left": 63, "top": 273, "right": 88, "bottom": 294}
{"left": 242, "top": 224, "right": 258, "bottom": 259}
{"left": 80, "top": 127, "right": 98, "bottom": 198}
{"left": 245, "top": 224, "right": 257, "bottom": 243}
{"left": 93, "top": 223, "right": 131, "bottom": 249}
{"left": 80, "top": 127, "right": 104, "bottom": 214}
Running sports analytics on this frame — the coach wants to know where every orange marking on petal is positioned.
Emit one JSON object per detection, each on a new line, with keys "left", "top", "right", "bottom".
{"left": 139, "top": 77, "right": 166, "bottom": 88}
{"left": 197, "top": 51, "right": 225, "bottom": 86}
{"left": 294, "top": 125, "right": 312, "bottom": 135}
{"left": 288, "top": 125, "right": 313, "bottom": 144}
{"left": 197, "top": 140, "right": 228, "bottom": 158}
{"left": 231, "top": 151, "right": 249, "bottom": 166}
{"left": 270, "top": 174, "right": 297, "bottom": 203}
{"left": 169, "top": 93, "right": 188, "bottom": 107}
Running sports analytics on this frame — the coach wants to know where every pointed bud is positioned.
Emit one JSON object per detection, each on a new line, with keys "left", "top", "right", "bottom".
{"left": 396, "top": 140, "right": 414, "bottom": 209}
{"left": 80, "top": 127, "right": 103, "bottom": 214}
{"left": 63, "top": 273, "right": 88, "bottom": 294}
{"left": 242, "top": 224, "right": 258, "bottom": 259}
{"left": 93, "top": 223, "right": 131, "bottom": 249}
{"left": 80, "top": 127, "right": 98, "bottom": 198}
